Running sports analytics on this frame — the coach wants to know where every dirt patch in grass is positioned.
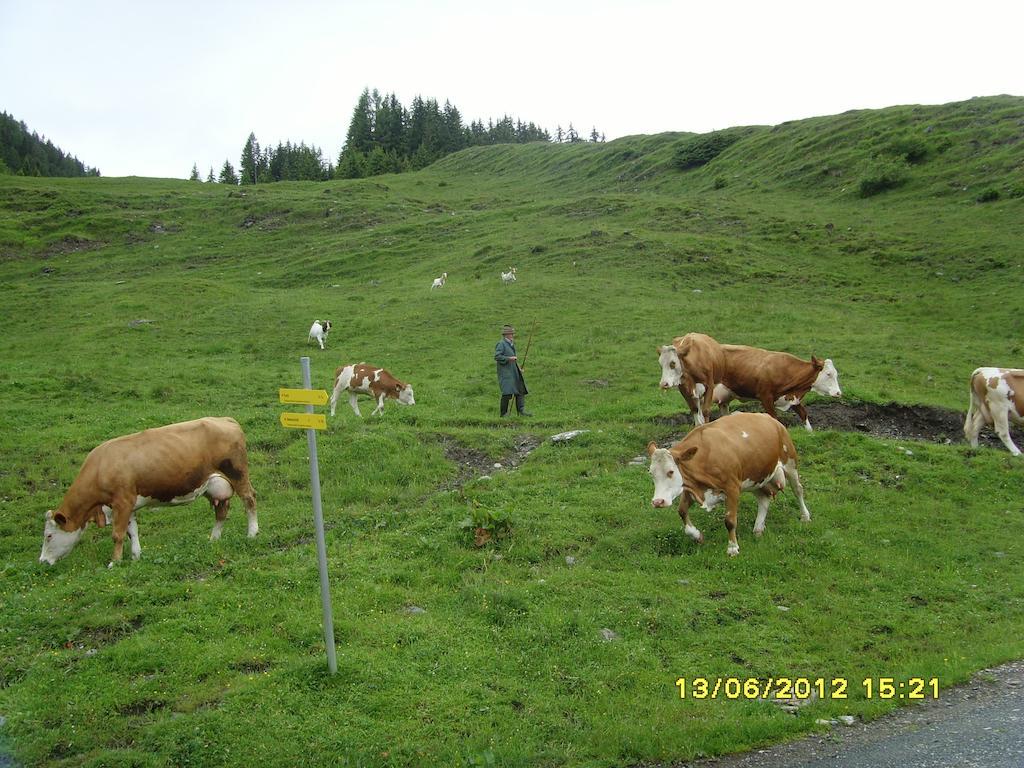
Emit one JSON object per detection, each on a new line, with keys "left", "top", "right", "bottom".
{"left": 436, "top": 433, "right": 542, "bottom": 491}
{"left": 655, "top": 401, "right": 1015, "bottom": 449}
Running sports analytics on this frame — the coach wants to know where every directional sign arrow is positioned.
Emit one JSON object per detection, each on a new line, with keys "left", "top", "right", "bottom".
{"left": 279, "top": 388, "right": 329, "bottom": 406}
{"left": 280, "top": 412, "right": 327, "bottom": 430}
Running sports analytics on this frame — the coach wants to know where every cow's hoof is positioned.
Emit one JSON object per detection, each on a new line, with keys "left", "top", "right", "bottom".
{"left": 753, "top": 527, "right": 765, "bottom": 538}
{"left": 696, "top": 532, "right": 704, "bottom": 544}
{"left": 727, "top": 545, "right": 739, "bottom": 557}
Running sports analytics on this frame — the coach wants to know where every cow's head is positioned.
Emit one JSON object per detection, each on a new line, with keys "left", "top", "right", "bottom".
{"left": 397, "top": 384, "right": 415, "bottom": 406}
{"left": 657, "top": 345, "right": 683, "bottom": 390}
{"left": 811, "top": 358, "right": 841, "bottom": 398}
{"left": 39, "top": 510, "right": 85, "bottom": 565}
{"left": 647, "top": 441, "right": 686, "bottom": 508}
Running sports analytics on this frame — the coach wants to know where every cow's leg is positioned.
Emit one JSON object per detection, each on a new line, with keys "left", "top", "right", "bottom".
{"left": 793, "top": 401, "right": 812, "bottom": 432}
{"left": 108, "top": 495, "right": 135, "bottom": 565}
{"left": 371, "top": 394, "right": 385, "bottom": 416}
{"left": 964, "top": 389, "right": 987, "bottom": 447}
{"left": 348, "top": 392, "right": 362, "bottom": 417}
{"left": 127, "top": 515, "right": 142, "bottom": 560}
{"left": 724, "top": 491, "right": 740, "bottom": 557}
{"left": 209, "top": 496, "right": 230, "bottom": 540}
{"left": 752, "top": 491, "right": 771, "bottom": 537}
{"left": 783, "top": 459, "right": 812, "bottom": 521}
{"left": 318, "top": 336, "right": 325, "bottom": 350}
{"left": 759, "top": 394, "right": 783, "bottom": 424}
{"left": 677, "top": 495, "right": 702, "bottom": 544}
{"left": 991, "top": 404, "right": 1022, "bottom": 456}
{"left": 329, "top": 381, "right": 343, "bottom": 417}
{"left": 236, "top": 476, "right": 259, "bottom": 538}
{"left": 677, "top": 381, "right": 701, "bottom": 425}
{"left": 699, "top": 380, "right": 716, "bottom": 423}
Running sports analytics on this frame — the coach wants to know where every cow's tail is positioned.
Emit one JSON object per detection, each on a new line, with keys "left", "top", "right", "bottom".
{"left": 965, "top": 368, "right": 991, "bottom": 439}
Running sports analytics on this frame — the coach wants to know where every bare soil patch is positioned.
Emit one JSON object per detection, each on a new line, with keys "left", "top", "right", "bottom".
{"left": 655, "top": 401, "right": 1015, "bottom": 449}
{"left": 435, "top": 433, "right": 541, "bottom": 491}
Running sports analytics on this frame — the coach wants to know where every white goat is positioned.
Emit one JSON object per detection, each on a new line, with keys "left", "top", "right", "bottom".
{"left": 501, "top": 267, "right": 517, "bottom": 285}
{"left": 431, "top": 272, "right": 448, "bottom": 289}
{"left": 308, "top": 320, "right": 332, "bottom": 350}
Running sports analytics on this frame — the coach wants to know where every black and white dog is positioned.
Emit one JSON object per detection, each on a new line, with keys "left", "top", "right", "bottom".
{"left": 308, "top": 320, "right": 332, "bottom": 350}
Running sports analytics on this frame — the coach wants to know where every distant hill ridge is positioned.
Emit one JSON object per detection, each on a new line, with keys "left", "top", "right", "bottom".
{"left": 430, "top": 95, "right": 1024, "bottom": 201}
{"left": 0, "top": 111, "right": 100, "bottom": 177}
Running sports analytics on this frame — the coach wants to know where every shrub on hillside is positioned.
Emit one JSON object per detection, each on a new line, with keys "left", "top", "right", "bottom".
{"left": 976, "top": 189, "right": 1000, "bottom": 203}
{"left": 885, "top": 132, "right": 932, "bottom": 164}
{"left": 858, "top": 159, "right": 909, "bottom": 197}
{"left": 673, "top": 128, "right": 748, "bottom": 170}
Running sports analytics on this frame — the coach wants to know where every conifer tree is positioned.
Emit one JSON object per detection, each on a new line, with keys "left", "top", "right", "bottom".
{"left": 189, "top": 163, "right": 201, "bottom": 181}
{"left": 218, "top": 159, "right": 239, "bottom": 184}
{"left": 240, "top": 133, "right": 260, "bottom": 184}
{"left": 589, "top": 127, "right": 600, "bottom": 142}
{"left": 206, "top": 167, "right": 215, "bottom": 182}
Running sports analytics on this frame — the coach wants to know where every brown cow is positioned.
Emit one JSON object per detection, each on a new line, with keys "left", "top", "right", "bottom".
{"left": 657, "top": 333, "right": 841, "bottom": 430}
{"left": 647, "top": 412, "right": 811, "bottom": 557}
{"left": 964, "top": 366, "right": 1023, "bottom": 455}
{"left": 657, "top": 333, "right": 725, "bottom": 425}
{"left": 39, "top": 417, "right": 258, "bottom": 566}
{"left": 329, "top": 363, "right": 416, "bottom": 417}
{"left": 713, "top": 345, "right": 841, "bottom": 431}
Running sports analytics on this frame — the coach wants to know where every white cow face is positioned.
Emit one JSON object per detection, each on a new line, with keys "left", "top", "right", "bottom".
{"left": 811, "top": 358, "right": 842, "bottom": 398}
{"left": 647, "top": 444, "right": 684, "bottom": 508}
{"left": 658, "top": 345, "right": 683, "bottom": 390}
{"left": 39, "top": 510, "right": 85, "bottom": 565}
{"left": 398, "top": 385, "right": 415, "bottom": 406}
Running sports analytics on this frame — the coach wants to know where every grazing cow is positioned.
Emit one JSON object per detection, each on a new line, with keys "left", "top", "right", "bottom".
{"left": 713, "top": 346, "right": 842, "bottom": 431}
{"left": 964, "top": 366, "right": 1023, "bottom": 455}
{"left": 308, "top": 320, "right": 332, "bottom": 350}
{"left": 657, "top": 333, "right": 726, "bottom": 425}
{"left": 330, "top": 363, "right": 415, "bottom": 417}
{"left": 431, "top": 272, "right": 448, "bottom": 290}
{"left": 39, "top": 417, "right": 258, "bottom": 566}
{"left": 501, "top": 267, "right": 517, "bottom": 285}
{"left": 647, "top": 412, "right": 811, "bottom": 557}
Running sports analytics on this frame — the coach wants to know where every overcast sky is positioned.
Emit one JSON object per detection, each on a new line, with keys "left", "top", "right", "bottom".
{"left": 2, "top": 0, "right": 1022, "bottom": 179}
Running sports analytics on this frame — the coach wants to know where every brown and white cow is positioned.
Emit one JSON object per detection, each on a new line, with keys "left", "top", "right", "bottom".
{"left": 713, "top": 345, "right": 841, "bottom": 431}
{"left": 647, "top": 412, "right": 811, "bottom": 557}
{"left": 964, "top": 367, "right": 1023, "bottom": 455}
{"left": 657, "top": 333, "right": 725, "bottom": 425}
{"left": 657, "top": 333, "right": 841, "bottom": 430}
{"left": 39, "top": 417, "right": 258, "bottom": 566}
{"left": 329, "top": 363, "right": 415, "bottom": 417}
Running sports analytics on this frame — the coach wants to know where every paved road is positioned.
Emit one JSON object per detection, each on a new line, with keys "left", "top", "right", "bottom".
{"left": 668, "top": 660, "right": 1024, "bottom": 768}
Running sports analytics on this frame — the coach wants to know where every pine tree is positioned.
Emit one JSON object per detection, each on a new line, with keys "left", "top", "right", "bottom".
{"left": 189, "top": 163, "right": 201, "bottom": 181}
{"left": 344, "top": 89, "right": 375, "bottom": 155}
{"left": 240, "top": 133, "right": 260, "bottom": 184}
{"left": 218, "top": 159, "right": 239, "bottom": 184}
{"left": 556, "top": 125, "right": 564, "bottom": 143}
{"left": 206, "top": 167, "right": 215, "bottom": 182}
{"left": 589, "top": 127, "right": 600, "bottom": 143}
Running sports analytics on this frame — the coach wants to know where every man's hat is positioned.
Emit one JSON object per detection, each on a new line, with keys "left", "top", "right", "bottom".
{"left": 502, "top": 324, "right": 515, "bottom": 334}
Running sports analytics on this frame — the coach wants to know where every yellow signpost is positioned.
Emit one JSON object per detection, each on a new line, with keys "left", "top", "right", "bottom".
{"left": 279, "top": 412, "right": 327, "bottom": 430}
{"left": 280, "top": 360, "right": 336, "bottom": 674}
{"left": 279, "top": 388, "right": 329, "bottom": 406}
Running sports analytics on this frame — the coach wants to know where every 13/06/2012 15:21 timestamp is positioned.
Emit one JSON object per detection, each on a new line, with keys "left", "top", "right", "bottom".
{"left": 675, "top": 677, "right": 940, "bottom": 700}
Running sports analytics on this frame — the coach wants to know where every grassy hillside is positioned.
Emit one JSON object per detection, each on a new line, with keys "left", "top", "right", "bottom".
{"left": 1, "top": 96, "right": 1023, "bottom": 767}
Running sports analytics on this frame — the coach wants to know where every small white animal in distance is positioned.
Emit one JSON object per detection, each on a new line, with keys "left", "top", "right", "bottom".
{"left": 431, "top": 272, "right": 448, "bottom": 289}
{"left": 501, "top": 267, "right": 517, "bottom": 284}
{"left": 308, "top": 320, "right": 332, "bottom": 350}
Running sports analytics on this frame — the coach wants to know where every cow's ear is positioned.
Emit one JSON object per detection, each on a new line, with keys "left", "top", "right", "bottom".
{"left": 678, "top": 446, "right": 698, "bottom": 462}
{"left": 811, "top": 355, "right": 823, "bottom": 368}
{"left": 54, "top": 512, "right": 68, "bottom": 528}
{"left": 646, "top": 441, "right": 658, "bottom": 457}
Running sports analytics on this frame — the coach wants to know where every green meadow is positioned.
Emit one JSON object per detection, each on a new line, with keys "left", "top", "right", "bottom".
{"left": 1, "top": 95, "right": 1023, "bottom": 767}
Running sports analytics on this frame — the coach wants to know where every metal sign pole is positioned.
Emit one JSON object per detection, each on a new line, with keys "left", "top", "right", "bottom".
{"left": 301, "top": 356, "right": 337, "bottom": 674}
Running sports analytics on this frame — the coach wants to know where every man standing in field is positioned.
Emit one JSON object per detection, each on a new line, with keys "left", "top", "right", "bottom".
{"left": 495, "top": 324, "right": 531, "bottom": 417}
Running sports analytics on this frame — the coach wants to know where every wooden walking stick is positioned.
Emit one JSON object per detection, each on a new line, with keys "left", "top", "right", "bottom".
{"left": 519, "top": 320, "right": 538, "bottom": 372}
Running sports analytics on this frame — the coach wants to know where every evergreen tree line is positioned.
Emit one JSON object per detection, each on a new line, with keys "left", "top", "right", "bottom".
{"left": 196, "top": 135, "right": 332, "bottom": 184}
{"left": 337, "top": 88, "right": 597, "bottom": 179}
{"left": 0, "top": 111, "right": 100, "bottom": 177}
{"left": 196, "top": 88, "right": 603, "bottom": 183}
